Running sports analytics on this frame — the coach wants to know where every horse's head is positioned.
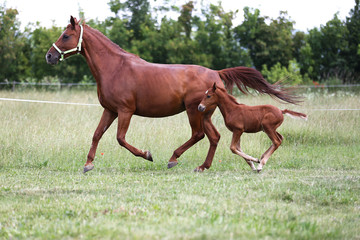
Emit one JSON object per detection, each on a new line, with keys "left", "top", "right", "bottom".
{"left": 198, "top": 83, "right": 219, "bottom": 112}
{"left": 46, "top": 16, "right": 83, "bottom": 65}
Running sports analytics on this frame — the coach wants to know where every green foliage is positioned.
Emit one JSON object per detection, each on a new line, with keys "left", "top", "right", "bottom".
{"left": 0, "top": 6, "right": 29, "bottom": 81}
{"left": 0, "top": 0, "right": 360, "bottom": 84}
{"left": 261, "top": 60, "right": 310, "bottom": 85}
{"left": 345, "top": 0, "right": 360, "bottom": 76}
{"left": 306, "top": 14, "right": 350, "bottom": 82}
{"left": 298, "top": 42, "right": 315, "bottom": 79}
{"left": 108, "top": 0, "right": 126, "bottom": 17}
{"left": 178, "top": 1, "right": 194, "bottom": 39}
{"left": 235, "top": 9, "right": 294, "bottom": 70}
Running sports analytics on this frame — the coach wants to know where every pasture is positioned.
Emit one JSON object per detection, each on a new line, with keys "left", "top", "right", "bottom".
{"left": 0, "top": 87, "right": 359, "bottom": 239}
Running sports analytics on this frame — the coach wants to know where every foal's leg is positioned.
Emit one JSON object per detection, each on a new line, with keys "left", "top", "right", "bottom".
{"left": 117, "top": 111, "right": 153, "bottom": 161}
{"left": 84, "top": 109, "right": 117, "bottom": 173}
{"left": 168, "top": 107, "right": 205, "bottom": 169}
{"left": 257, "top": 130, "right": 282, "bottom": 172}
{"left": 194, "top": 111, "right": 220, "bottom": 172}
{"left": 229, "top": 130, "right": 257, "bottom": 171}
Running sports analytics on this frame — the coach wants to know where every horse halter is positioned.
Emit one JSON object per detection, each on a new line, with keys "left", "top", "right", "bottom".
{"left": 52, "top": 25, "right": 84, "bottom": 61}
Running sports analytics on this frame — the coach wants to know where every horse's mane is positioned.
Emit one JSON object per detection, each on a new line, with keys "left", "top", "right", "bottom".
{"left": 82, "top": 22, "right": 140, "bottom": 59}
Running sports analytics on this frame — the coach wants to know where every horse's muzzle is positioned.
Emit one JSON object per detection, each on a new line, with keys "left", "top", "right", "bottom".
{"left": 45, "top": 51, "right": 59, "bottom": 65}
{"left": 198, "top": 104, "right": 206, "bottom": 112}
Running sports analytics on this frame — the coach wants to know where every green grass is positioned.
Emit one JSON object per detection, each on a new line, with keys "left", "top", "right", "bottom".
{"left": 0, "top": 88, "right": 359, "bottom": 239}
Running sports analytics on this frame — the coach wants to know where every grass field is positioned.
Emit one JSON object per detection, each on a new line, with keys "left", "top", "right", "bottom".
{"left": 0, "top": 88, "right": 359, "bottom": 239}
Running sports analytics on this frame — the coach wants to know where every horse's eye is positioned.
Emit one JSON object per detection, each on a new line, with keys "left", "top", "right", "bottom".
{"left": 63, "top": 34, "right": 69, "bottom": 40}
{"left": 206, "top": 95, "right": 211, "bottom": 98}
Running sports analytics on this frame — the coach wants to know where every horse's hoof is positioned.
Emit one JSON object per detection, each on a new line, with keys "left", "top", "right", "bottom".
{"left": 194, "top": 167, "right": 204, "bottom": 172}
{"left": 83, "top": 163, "right": 94, "bottom": 173}
{"left": 257, "top": 168, "right": 262, "bottom": 173}
{"left": 145, "top": 151, "right": 153, "bottom": 162}
{"left": 167, "top": 161, "right": 178, "bottom": 169}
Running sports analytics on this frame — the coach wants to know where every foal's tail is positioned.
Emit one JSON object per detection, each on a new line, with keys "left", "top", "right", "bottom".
{"left": 217, "top": 66, "right": 303, "bottom": 104}
{"left": 282, "top": 109, "right": 308, "bottom": 120}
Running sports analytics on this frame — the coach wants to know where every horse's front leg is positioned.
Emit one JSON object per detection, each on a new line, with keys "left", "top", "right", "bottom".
{"left": 84, "top": 109, "right": 117, "bottom": 173}
{"left": 194, "top": 112, "right": 220, "bottom": 172}
{"left": 116, "top": 111, "right": 153, "bottom": 162}
{"left": 168, "top": 106, "right": 205, "bottom": 169}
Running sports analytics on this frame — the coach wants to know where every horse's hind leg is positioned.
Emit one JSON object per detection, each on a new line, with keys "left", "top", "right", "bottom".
{"left": 229, "top": 130, "right": 258, "bottom": 171}
{"left": 168, "top": 107, "right": 205, "bottom": 169}
{"left": 84, "top": 109, "right": 117, "bottom": 173}
{"left": 117, "top": 111, "right": 153, "bottom": 161}
{"left": 257, "top": 129, "right": 282, "bottom": 172}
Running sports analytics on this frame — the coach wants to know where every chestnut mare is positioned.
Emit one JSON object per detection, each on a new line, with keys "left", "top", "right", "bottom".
{"left": 46, "top": 16, "right": 301, "bottom": 173}
{"left": 198, "top": 83, "right": 307, "bottom": 172}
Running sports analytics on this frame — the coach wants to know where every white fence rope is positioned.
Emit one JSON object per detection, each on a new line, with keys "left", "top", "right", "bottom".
{"left": 0, "top": 97, "right": 100, "bottom": 107}
{"left": 0, "top": 81, "right": 96, "bottom": 86}
{"left": 297, "top": 84, "right": 360, "bottom": 88}
{"left": 309, "top": 108, "right": 360, "bottom": 111}
{"left": 0, "top": 97, "right": 359, "bottom": 111}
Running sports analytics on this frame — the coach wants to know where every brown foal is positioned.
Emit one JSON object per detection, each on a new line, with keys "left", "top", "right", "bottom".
{"left": 198, "top": 83, "right": 307, "bottom": 172}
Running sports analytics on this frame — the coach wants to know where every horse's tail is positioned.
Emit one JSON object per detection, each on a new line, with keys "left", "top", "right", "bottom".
{"left": 282, "top": 109, "right": 308, "bottom": 120}
{"left": 217, "top": 66, "right": 302, "bottom": 104}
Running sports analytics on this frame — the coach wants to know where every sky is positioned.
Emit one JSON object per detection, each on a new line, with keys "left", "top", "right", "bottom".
{"left": 4, "top": 0, "right": 356, "bottom": 32}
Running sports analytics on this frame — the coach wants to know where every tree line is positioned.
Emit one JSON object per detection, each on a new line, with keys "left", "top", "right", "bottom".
{"left": 1, "top": 0, "right": 360, "bottom": 85}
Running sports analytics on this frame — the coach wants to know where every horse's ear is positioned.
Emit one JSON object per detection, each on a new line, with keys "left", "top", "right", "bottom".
{"left": 212, "top": 82, "right": 217, "bottom": 91}
{"left": 70, "top": 16, "right": 76, "bottom": 28}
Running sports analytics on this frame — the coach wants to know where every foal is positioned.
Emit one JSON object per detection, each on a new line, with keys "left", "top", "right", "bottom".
{"left": 198, "top": 83, "right": 307, "bottom": 172}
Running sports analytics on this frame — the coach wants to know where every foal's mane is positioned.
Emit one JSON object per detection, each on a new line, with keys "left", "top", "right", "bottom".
{"left": 216, "top": 86, "right": 241, "bottom": 105}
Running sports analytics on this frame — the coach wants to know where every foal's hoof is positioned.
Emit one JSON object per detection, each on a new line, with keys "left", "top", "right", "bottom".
{"left": 167, "top": 161, "right": 178, "bottom": 169}
{"left": 145, "top": 151, "right": 153, "bottom": 162}
{"left": 83, "top": 163, "right": 94, "bottom": 173}
{"left": 194, "top": 167, "right": 204, "bottom": 172}
{"left": 257, "top": 168, "right": 262, "bottom": 173}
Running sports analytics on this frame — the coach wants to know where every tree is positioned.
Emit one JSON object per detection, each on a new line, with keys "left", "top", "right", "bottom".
{"left": 178, "top": 1, "right": 194, "bottom": 39}
{"left": 234, "top": 7, "right": 266, "bottom": 69}
{"left": 320, "top": 14, "right": 349, "bottom": 79}
{"left": 0, "top": 6, "right": 28, "bottom": 82}
{"left": 292, "top": 31, "right": 306, "bottom": 61}
{"left": 297, "top": 42, "right": 315, "bottom": 80}
{"left": 345, "top": 0, "right": 360, "bottom": 80}
{"left": 109, "top": 0, "right": 153, "bottom": 41}
{"left": 126, "top": 0, "right": 152, "bottom": 40}
{"left": 107, "top": 17, "right": 132, "bottom": 50}
{"left": 267, "top": 11, "right": 294, "bottom": 67}
{"left": 108, "top": 0, "right": 126, "bottom": 18}
{"left": 193, "top": 3, "right": 249, "bottom": 69}
{"left": 235, "top": 8, "right": 295, "bottom": 70}
{"left": 306, "top": 14, "right": 349, "bottom": 82}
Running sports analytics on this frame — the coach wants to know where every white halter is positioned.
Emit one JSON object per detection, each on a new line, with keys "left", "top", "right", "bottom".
{"left": 52, "top": 25, "right": 84, "bottom": 61}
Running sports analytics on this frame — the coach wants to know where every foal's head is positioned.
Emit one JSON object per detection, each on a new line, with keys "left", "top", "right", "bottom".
{"left": 198, "top": 83, "right": 220, "bottom": 112}
{"left": 46, "top": 16, "right": 83, "bottom": 65}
